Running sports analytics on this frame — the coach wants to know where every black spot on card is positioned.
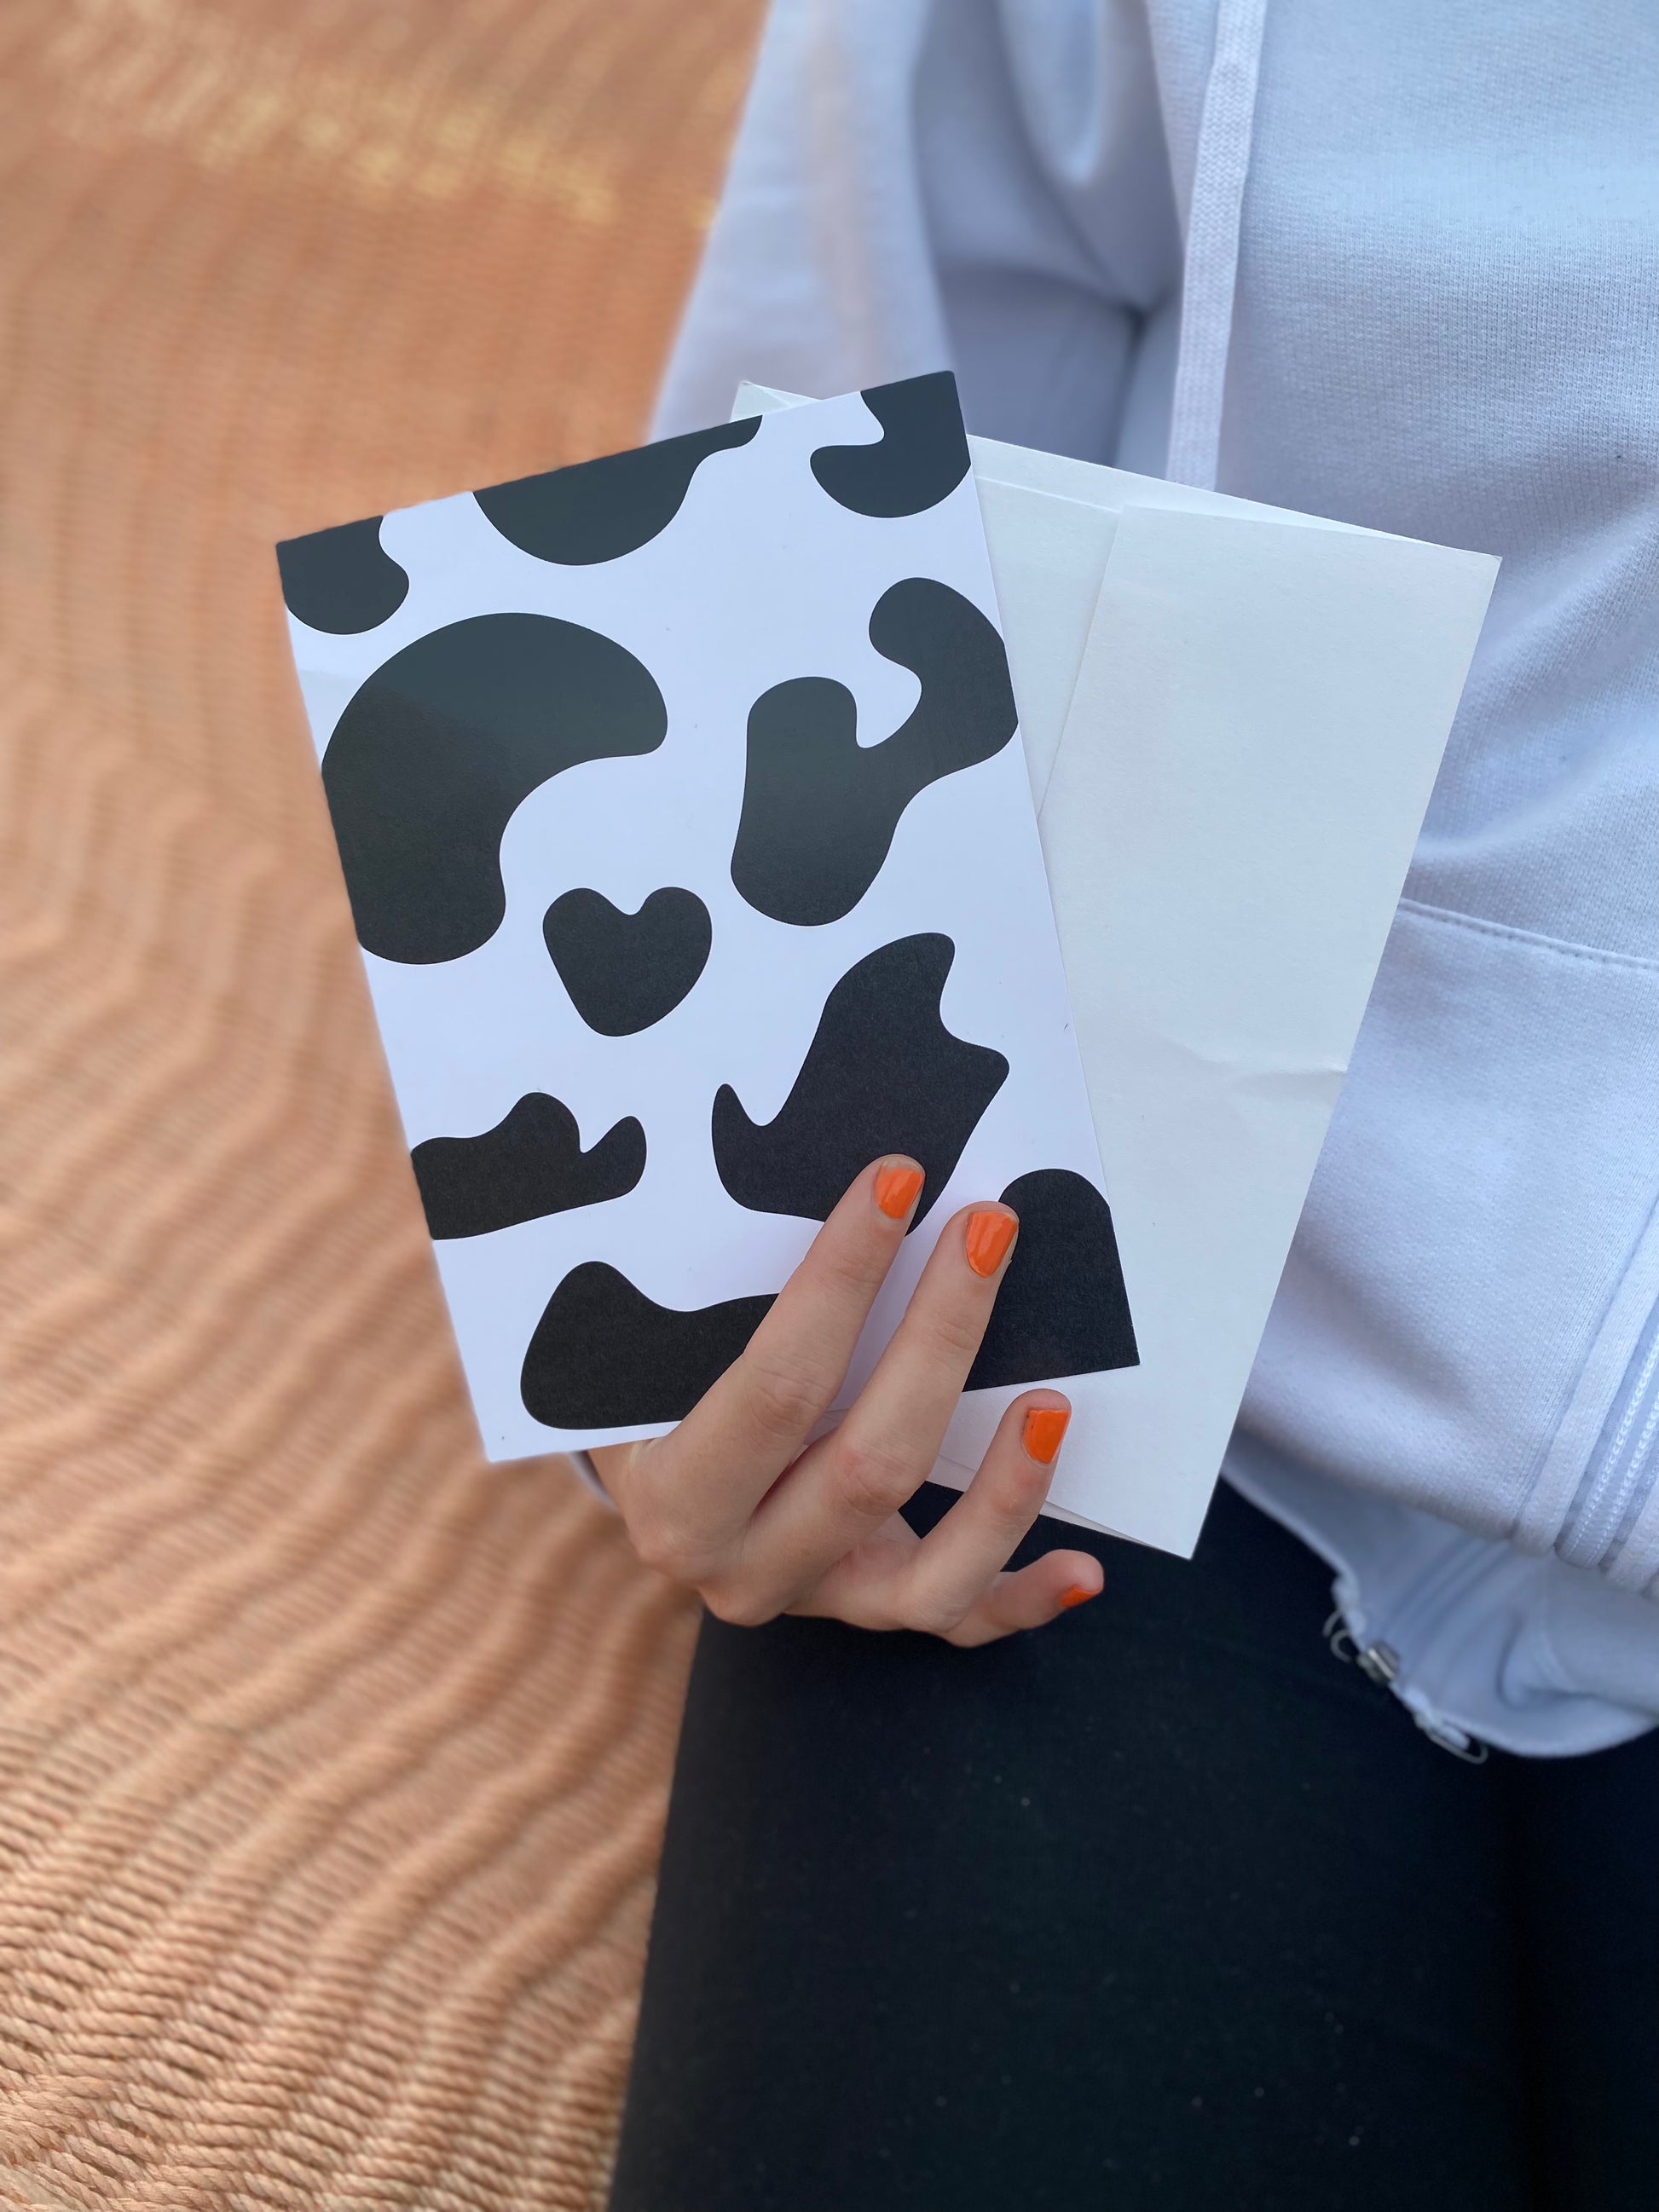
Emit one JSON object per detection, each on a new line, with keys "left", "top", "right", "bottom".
{"left": 731, "top": 576, "right": 1018, "bottom": 926}
{"left": 966, "top": 1170, "right": 1139, "bottom": 1389}
{"left": 277, "top": 516, "right": 409, "bottom": 633}
{"left": 411, "top": 1094, "right": 645, "bottom": 1239}
{"left": 521, "top": 1262, "right": 775, "bottom": 1429}
{"left": 475, "top": 416, "right": 761, "bottom": 566}
{"left": 712, "top": 933, "right": 1006, "bottom": 1227}
{"left": 542, "top": 887, "right": 712, "bottom": 1036}
{"left": 321, "top": 611, "right": 667, "bottom": 964}
{"left": 809, "top": 371, "right": 971, "bottom": 517}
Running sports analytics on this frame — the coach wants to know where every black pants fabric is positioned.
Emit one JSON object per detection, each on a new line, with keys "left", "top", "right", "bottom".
{"left": 610, "top": 1483, "right": 1659, "bottom": 2211}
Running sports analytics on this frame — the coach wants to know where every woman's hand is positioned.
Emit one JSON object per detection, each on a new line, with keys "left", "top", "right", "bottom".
{"left": 590, "top": 1158, "right": 1103, "bottom": 1643}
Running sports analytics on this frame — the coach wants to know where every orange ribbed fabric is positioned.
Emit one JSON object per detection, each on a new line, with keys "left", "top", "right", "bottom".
{"left": 0, "top": 2, "right": 760, "bottom": 2201}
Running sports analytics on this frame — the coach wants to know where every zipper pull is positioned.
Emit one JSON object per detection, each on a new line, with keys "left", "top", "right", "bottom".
{"left": 1324, "top": 1609, "right": 1490, "bottom": 1762}
{"left": 1323, "top": 1609, "right": 1402, "bottom": 1686}
{"left": 1414, "top": 1712, "right": 1490, "bottom": 1764}
{"left": 1355, "top": 1640, "right": 1401, "bottom": 1689}
{"left": 1321, "top": 1605, "right": 1357, "bottom": 1663}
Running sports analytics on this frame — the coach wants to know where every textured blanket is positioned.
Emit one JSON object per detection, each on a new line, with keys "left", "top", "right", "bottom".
{"left": 0, "top": 1, "right": 758, "bottom": 2199}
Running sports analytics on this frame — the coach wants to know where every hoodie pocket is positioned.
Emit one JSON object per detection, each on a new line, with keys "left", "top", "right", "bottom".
{"left": 1239, "top": 900, "right": 1659, "bottom": 1570}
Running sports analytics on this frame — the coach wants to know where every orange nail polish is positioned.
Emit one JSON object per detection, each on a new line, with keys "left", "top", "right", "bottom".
{"left": 965, "top": 1209, "right": 1017, "bottom": 1277}
{"left": 875, "top": 1163, "right": 925, "bottom": 1219}
{"left": 1022, "top": 1406, "right": 1071, "bottom": 1464}
{"left": 1059, "top": 1582, "right": 1098, "bottom": 1609}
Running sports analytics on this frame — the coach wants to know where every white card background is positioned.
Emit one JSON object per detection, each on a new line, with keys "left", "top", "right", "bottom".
{"left": 738, "top": 386, "right": 1500, "bottom": 1556}
{"left": 286, "top": 386, "right": 1124, "bottom": 1462}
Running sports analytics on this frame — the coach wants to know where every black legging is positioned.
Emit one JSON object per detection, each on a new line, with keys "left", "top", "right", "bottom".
{"left": 610, "top": 1482, "right": 1659, "bottom": 2211}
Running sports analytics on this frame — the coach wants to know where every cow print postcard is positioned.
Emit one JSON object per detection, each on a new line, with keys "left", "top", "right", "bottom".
{"left": 279, "top": 373, "right": 1137, "bottom": 1463}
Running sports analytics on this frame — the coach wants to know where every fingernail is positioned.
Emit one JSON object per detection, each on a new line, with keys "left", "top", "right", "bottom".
{"left": 965, "top": 1209, "right": 1017, "bottom": 1277}
{"left": 1059, "top": 1582, "right": 1098, "bottom": 1610}
{"left": 874, "top": 1162, "right": 925, "bottom": 1219}
{"left": 1022, "top": 1406, "right": 1071, "bottom": 1464}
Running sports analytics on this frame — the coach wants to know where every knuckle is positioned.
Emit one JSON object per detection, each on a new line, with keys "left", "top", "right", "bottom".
{"left": 996, "top": 1455, "right": 1051, "bottom": 1516}
{"left": 929, "top": 1308, "right": 988, "bottom": 1364}
{"left": 744, "top": 1351, "right": 832, "bottom": 1448}
{"left": 625, "top": 1514, "right": 684, "bottom": 1581}
{"left": 626, "top": 1499, "right": 712, "bottom": 1585}
{"left": 834, "top": 1433, "right": 922, "bottom": 1523}
{"left": 945, "top": 1616, "right": 1000, "bottom": 1649}
{"left": 818, "top": 1238, "right": 890, "bottom": 1303}
{"left": 906, "top": 1590, "right": 969, "bottom": 1640}
{"left": 700, "top": 1579, "right": 782, "bottom": 1630}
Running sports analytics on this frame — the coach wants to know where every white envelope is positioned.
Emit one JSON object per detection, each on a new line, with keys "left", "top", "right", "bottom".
{"left": 737, "top": 384, "right": 1499, "bottom": 1556}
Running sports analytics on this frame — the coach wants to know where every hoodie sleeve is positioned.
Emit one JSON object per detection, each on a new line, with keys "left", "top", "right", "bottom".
{"left": 652, "top": 0, "right": 1182, "bottom": 465}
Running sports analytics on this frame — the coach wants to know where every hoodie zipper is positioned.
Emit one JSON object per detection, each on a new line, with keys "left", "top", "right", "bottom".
{"left": 1321, "top": 1543, "right": 1499, "bottom": 1761}
{"left": 1558, "top": 1301, "right": 1659, "bottom": 1574}
{"left": 1165, "top": 0, "right": 1269, "bottom": 488}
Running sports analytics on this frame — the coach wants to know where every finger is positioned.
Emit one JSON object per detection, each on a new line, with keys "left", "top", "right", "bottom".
{"left": 789, "top": 1537, "right": 1099, "bottom": 1641}
{"left": 945, "top": 1548, "right": 1103, "bottom": 1646}
{"left": 786, "top": 1401, "right": 1103, "bottom": 1639}
{"left": 609, "top": 1157, "right": 924, "bottom": 1551}
{"left": 897, "top": 1392, "right": 1075, "bottom": 1634}
{"left": 749, "top": 1200, "right": 1020, "bottom": 1586}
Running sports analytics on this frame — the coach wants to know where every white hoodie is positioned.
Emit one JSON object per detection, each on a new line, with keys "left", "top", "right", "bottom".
{"left": 654, "top": 0, "right": 1659, "bottom": 1756}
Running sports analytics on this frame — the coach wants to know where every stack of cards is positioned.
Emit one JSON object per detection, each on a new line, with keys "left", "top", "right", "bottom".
{"left": 280, "top": 373, "right": 1497, "bottom": 1554}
